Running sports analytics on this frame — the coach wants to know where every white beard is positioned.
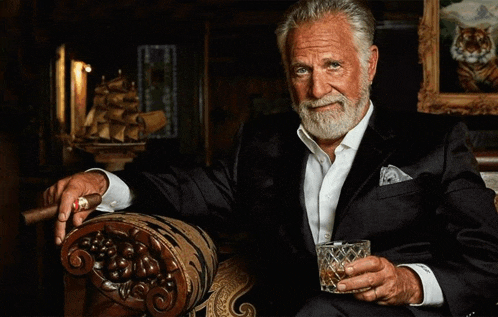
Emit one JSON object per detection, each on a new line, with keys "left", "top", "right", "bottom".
{"left": 294, "top": 78, "right": 370, "bottom": 141}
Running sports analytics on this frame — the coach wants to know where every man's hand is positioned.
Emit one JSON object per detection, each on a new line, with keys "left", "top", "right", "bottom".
{"left": 336, "top": 256, "right": 423, "bottom": 305}
{"left": 43, "top": 171, "right": 109, "bottom": 246}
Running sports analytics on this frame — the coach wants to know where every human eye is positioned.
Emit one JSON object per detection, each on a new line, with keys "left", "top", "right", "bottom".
{"left": 291, "top": 64, "right": 310, "bottom": 77}
{"left": 326, "top": 60, "right": 342, "bottom": 70}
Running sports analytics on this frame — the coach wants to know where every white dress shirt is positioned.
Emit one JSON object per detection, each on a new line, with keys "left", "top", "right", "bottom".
{"left": 298, "top": 103, "right": 373, "bottom": 245}
{"left": 297, "top": 102, "right": 443, "bottom": 307}
{"left": 91, "top": 101, "right": 443, "bottom": 306}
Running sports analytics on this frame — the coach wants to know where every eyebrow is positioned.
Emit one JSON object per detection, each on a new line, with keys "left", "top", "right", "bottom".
{"left": 323, "top": 58, "right": 344, "bottom": 65}
{"left": 290, "top": 58, "right": 343, "bottom": 70}
{"left": 290, "top": 62, "right": 309, "bottom": 69}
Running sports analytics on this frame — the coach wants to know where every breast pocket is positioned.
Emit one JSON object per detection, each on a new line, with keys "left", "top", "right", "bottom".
{"left": 376, "top": 179, "right": 425, "bottom": 200}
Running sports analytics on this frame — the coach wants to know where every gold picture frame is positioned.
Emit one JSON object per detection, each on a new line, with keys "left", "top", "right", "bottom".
{"left": 418, "top": 0, "right": 498, "bottom": 115}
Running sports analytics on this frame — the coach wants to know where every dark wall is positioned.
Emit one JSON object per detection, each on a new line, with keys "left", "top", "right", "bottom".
{"left": 1, "top": 0, "right": 435, "bottom": 171}
{"left": 372, "top": 22, "right": 422, "bottom": 112}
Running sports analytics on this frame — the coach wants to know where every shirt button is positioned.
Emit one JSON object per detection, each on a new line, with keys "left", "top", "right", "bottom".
{"left": 110, "top": 201, "right": 117, "bottom": 207}
{"left": 324, "top": 234, "right": 331, "bottom": 239}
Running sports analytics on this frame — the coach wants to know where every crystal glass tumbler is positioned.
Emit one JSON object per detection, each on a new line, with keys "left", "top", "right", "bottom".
{"left": 316, "top": 240, "right": 371, "bottom": 293}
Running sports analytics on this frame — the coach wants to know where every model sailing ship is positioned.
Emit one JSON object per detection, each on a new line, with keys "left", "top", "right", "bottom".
{"left": 76, "top": 70, "right": 166, "bottom": 143}
{"left": 67, "top": 70, "right": 167, "bottom": 171}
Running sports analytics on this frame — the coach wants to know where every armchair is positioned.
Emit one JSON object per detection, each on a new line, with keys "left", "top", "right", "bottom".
{"left": 60, "top": 212, "right": 256, "bottom": 317}
{"left": 59, "top": 172, "right": 498, "bottom": 316}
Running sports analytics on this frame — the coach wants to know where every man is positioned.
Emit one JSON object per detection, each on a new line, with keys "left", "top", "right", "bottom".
{"left": 45, "top": 0, "right": 498, "bottom": 316}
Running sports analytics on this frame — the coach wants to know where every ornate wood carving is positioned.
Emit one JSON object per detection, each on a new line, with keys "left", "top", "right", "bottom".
{"left": 418, "top": 0, "right": 498, "bottom": 115}
{"left": 61, "top": 213, "right": 218, "bottom": 317}
{"left": 189, "top": 256, "right": 256, "bottom": 317}
{"left": 480, "top": 171, "right": 498, "bottom": 211}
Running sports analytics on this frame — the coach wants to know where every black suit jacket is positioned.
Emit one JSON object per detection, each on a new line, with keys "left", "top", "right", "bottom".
{"left": 118, "top": 107, "right": 498, "bottom": 316}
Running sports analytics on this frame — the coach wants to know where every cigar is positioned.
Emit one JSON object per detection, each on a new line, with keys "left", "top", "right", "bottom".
{"left": 21, "top": 193, "right": 102, "bottom": 226}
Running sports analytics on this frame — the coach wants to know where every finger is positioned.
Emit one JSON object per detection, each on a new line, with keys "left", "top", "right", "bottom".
{"left": 73, "top": 209, "right": 95, "bottom": 227}
{"left": 44, "top": 185, "right": 58, "bottom": 207}
{"left": 338, "top": 271, "right": 379, "bottom": 293}
{"left": 352, "top": 286, "right": 377, "bottom": 302}
{"left": 59, "top": 191, "right": 79, "bottom": 222}
{"left": 55, "top": 219, "right": 67, "bottom": 246}
{"left": 55, "top": 181, "right": 70, "bottom": 208}
{"left": 43, "top": 187, "right": 51, "bottom": 206}
{"left": 345, "top": 256, "right": 384, "bottom": 276}
{"left": 375, "top": 291, "right": 398, "bottom": 306}
{"left": 54, "top": 191, "right": 80, "bottom": 245}
{"left": 376, "top": 300, "right": 390, "bottom": 306}
{"left": 359, "top": 288, "right": 395, "bottom": 305}
{"left": 45, "top": 177, "right": 70, "bottom": 207}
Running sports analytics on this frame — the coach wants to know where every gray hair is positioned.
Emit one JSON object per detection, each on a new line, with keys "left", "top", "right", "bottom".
{"left": 276, "top": 0, "right": 375, "bottom": 73}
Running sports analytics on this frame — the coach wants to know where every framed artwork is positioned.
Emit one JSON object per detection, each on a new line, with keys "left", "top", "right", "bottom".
{"left": 138, "top": 45, "right": 178, "bottom": 138}
{"left": 418, "top": 0, "right": 498, "bottom": 115}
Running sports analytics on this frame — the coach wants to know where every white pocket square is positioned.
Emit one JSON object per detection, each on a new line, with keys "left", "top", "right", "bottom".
{"left": 379, "top": 165, "right": 412, "bottom": 186}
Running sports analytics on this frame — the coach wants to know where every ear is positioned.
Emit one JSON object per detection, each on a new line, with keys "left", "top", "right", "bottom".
{"left": 367, "top": 45, "right": 379, "bottom": 83}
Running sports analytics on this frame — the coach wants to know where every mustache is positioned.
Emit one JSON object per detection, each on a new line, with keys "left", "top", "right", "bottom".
{"left": 299, "top": 94, "right": 349, "bottom": 109}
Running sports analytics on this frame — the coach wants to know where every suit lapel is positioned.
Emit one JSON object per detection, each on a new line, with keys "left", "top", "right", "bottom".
{"left": 298, "top": 153, "right": 317, "bottom": 256}
{"left": 334, "top": 108, "right": 399, "bottom": 227}
{"left": 273, "top": 131, "right": 317, "bottom": 257}
{"left": 276, "top": 108, "right": 400, "bottom": 255}
{"left": 286, "top": 144, "right": 317, "bottom": 256}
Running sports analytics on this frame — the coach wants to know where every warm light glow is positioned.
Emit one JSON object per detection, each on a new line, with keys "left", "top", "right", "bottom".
{"left": 56, "top": 45, "right": 66, "bottom": 128}
{"left": 84, "top": 64, "right": 92, "bottom": 73}
{"left": 71, "top": 60, "right": 88, "bottom": 136}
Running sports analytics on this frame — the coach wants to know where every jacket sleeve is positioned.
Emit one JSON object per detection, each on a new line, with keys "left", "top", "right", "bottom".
{"left": 114, "top": 128, "right": 243, "bottom": 234}
{"left": 429, "top": 122, "right": 498, "bottom": 316}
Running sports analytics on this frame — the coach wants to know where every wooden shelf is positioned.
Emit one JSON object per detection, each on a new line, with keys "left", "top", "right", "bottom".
{"left": 74, "top": 142, "right": 146, "bottom": 171}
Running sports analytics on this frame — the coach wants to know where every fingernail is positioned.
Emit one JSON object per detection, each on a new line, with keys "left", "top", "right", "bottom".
{"left": 58, "top": 213, "right": 66, "bottom": 221}
{"left": 346, "top": 267, "right": 354, "bottom": 275}
{"left": 337, "top": 284, "right": 346, "bottom": 291}
{"left": 56, "top": 237, "right": 62, "bottom": 245}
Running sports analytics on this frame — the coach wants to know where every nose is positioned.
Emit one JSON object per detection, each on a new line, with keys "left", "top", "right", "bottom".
{"left": 310, "top": 70, "right": 332, "bottom": 100}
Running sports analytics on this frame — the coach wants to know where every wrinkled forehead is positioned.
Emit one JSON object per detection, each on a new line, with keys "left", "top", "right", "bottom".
{"left": 286, "top": 13, "right": 356, "bottom": 58}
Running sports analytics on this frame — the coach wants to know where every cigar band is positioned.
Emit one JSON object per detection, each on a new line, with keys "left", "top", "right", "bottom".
{"left": 73, "top": 197, "right": 89, "bottom": 211}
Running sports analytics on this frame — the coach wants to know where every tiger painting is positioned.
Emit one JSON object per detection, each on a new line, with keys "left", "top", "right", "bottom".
{"left": 450, "top": 26, "right": 498, "bottom": 93}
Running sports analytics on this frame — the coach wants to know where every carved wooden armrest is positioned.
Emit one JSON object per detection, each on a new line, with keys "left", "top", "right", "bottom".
{"left": 61, "top": 212, "right": 218, "bottom": 317}
{"left": 188, "top": 256, "right": 256, "bottom": 317}
{"left": 480, "top": 172, "right": 498, "bottom": 210}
